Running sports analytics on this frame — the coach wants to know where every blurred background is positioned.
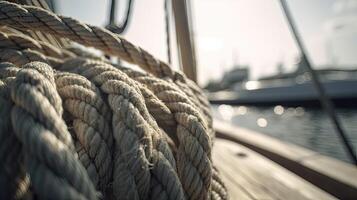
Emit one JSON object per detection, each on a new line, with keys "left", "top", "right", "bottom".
{"left": 56, "top": 0, "right": 357, "bottom": 164}
{"left": 57, "top": 0, "right": 357, "bottom": 85}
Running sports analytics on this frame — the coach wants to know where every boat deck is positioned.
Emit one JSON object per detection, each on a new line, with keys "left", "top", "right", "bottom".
{"left": 213, "top": 139, "right": 337, "bottom": 200}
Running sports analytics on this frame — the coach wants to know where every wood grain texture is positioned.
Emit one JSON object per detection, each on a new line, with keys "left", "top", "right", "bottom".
{"left": 213, "top": 139, "right": 337, "bottom": 200}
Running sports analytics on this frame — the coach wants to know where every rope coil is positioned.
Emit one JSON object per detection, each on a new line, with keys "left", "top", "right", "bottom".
{"left": 0, "top": 1, "right": 228, "bottom": 200}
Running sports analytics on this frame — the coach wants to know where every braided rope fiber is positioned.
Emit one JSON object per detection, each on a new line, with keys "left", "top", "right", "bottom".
{"left": 0, "top": 63, "right": 30, "bottom": 199}
{"left": 0, "top": 1, "right": 228, "bottom": 200}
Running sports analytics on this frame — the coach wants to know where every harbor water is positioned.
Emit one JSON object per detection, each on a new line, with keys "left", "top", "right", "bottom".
{"left": 212, "top": 105, "right": 357, "bottom": 164}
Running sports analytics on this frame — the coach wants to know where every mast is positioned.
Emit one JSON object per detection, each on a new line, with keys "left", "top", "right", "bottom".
{"left": 171, "top": 0, "right": 197, "bottom": 82}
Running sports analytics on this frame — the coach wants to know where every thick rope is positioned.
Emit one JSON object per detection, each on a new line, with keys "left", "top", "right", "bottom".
{"left": 0, "top": 63, "right": 30, "bottom": 200}
{"left": 0, "top": 48, "right": 61, "bottom": 67}
{"left": 0, "top": 2, "right": 229, "bottom": 199}
{"left": 60, "top": 58, "right": 185, "bottom": 200}
{"left": 211, "top": 167, "right": 229, "bottom": 200}
{"left": 55, "top": 72, "right": 114, "bottom": 191}
{"left": 0, "top": 31, "right": 74, "bottom": 58}
{"left": 10, "top": 62, "right": 97, "bottom": 199}
{"left": 1, "top": 47, "right": 214, "bottom": 198}
{"left": 116, "top": 62, "right": 213, "bottom": 199}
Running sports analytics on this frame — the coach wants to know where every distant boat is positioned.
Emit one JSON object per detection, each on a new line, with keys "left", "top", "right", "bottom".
{"left": 209, "top": 59, "right": 357, "bottom": 107}
{"left": 205, "top": 65, "right": 250, "bottom": 92}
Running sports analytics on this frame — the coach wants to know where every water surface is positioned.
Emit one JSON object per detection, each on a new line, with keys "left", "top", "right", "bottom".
{"left": 212, "top": 105, "right": 357, "bottom": 163}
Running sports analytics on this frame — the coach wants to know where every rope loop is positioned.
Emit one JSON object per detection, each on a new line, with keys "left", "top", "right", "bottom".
{"left": 0, "top": 1, "right": 228, "bottom": 200}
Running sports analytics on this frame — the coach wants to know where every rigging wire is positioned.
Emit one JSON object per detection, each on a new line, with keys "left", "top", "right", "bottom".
{"left": 280, "top": 0, "right": 357, "bottom": 165}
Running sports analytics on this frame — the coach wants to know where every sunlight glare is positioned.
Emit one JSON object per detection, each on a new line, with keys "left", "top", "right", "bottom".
{"left": 257, "top": 118, "right": 268, "bottom": 127}
{"left": 236, "top": 106, "right": 248, "bottom": 115}
{"left": 245, "top": 81, "right": 260, "bottom": 90}
{"left": 274, "top": 105, "right": 284, "bottom": 115}
{"left": 218, "top": 104, "right": 234, "bottom": 121}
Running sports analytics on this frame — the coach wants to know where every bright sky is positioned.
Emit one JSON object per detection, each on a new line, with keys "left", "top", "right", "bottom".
{"left": 57, "top": 0, "right": 357, "bottom": 85}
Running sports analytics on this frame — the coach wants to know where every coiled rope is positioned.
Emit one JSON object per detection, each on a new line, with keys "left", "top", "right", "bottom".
{"left": 0, "top": 1, "right": 228, "bottom": 200}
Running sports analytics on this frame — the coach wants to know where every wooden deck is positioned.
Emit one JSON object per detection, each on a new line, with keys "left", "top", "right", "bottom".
{"left": 213, "top": 139, "right": 337, "bottom": 200}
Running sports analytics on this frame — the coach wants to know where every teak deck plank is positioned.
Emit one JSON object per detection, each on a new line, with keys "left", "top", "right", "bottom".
{"left": 214, "top": 120, "right": 357, "bottom": 199}
{"left": 213, "top": 139, "right": 336, "bottom": 200}
{"left": 217, "top": 170, "right": 253, "bottom": 200}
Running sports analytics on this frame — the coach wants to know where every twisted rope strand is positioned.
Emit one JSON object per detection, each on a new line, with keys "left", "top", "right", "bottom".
{"left": 61, "top": 59, "right": 153, "bottom": 199}
{"left": 114, "top": 62, "right": 213, "bottom": 199}
{"left": 0, "top": 63, "right": 30, "bottom": 199}
{"left": 211, "top": 167, "right": 229, "bottom": 200}
{"left": 0, "top": 31, "right": 74, "bottom": 58}
{"left": 0, "top": 48, "right": 61, "bottom": 67}
{"left": 55, "top": 72, "right": 114, "bottom": 192}
{"left": 10, "top": 62, "right": 97, "bottom": 200}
